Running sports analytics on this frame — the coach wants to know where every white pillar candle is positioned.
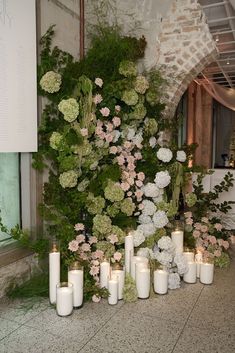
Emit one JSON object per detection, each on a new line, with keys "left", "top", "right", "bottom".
{"left": 183, "top": 251, "right": 195, "bottom": 262}
{"left": 112, "top": 269, "right": 125, "bottom": 300}
{"left": 68, "top": 267, "right": 83, "bottom": 308}
{"left": 171, "top": 230, "right": 184, "bottom": 253}
{"left": 136, "top": 263, "right": 150, "bottom": 299}
{"left": 131, "top": 256, "right": 148, "bottom": 280}
{"left": 108, "top": 276, "right": 118, "bottom": 305}
{"left": 154, "top": 269, "right": 168, "bottom": 294}
{"left": 183, "top": 261, "right": 197, "bottom": 283}
{"left": 195, "top": 252, "right": 203, "bottom": 278}
{"left": 125, "top": 235, "right": 134, "bottom": 273}
{"left": 100, "top": 260, "right": 110, "bottom": 289}
{"left": 56, "top": 282, "right": 73, "bottom": 317}
{"left": 200, "top": 262, "right": 214, "bottom": 284}
{"left": 49, "top": 246, "right": 60, "bottom": 304}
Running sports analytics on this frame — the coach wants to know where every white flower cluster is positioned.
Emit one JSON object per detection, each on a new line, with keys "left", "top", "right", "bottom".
{"left": 153, "top": 210, "right": 169, "bottom": 228}
{"left": 154, "top": 171, "right": 171, "bottom": 189}
{"left": 158, "top": 236, "right": 174, "bottom": 251}
{"left": 137, "top": 223, "right": 156, "bottom": 237}
{"left": 58, "top": 98, "right": 79, "bottom": 123}
{"left": 157, "top": 147, "right": 173, "bottom": 163}
{"left": 142, "top": 182, "right": 160, "bottom": 198}
{"left": 137, "top": 247, "right": 153, "bottom": 259}
{"left": 40, "top": 71, "right": 62, "bottom": 93}
{"left": 154, "top": 250, "right": 173, "bottom": 266}
{"left": 173, "top": 253, "right": 188, "bottom": 275}
{"left": 168, "top": 273, "right": 181, "bottom": 289}
{"left": 142, "top": 200, "right": 156, "bottom": 216}
{"left": 176, "top": 150, "right": 187, "bottom": 162}
{"left": 130, "top": 229, "right": 145, "bottom": 247}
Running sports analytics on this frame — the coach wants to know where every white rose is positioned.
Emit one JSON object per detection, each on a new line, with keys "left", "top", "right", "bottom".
{"left": 149, "top": 137, "right": 157, "bottom": 148}
{"left": 157, "top": 147, "right": 173, "bottom": 163}
{"left": 152, "top": 210, "right": 169, "bottom": 228}
{"left": 176, "top": 150, "right": 187, "bottom": 162}
{"left": 142, "top": 182, "right": 160, "bottom": 198}
{"left": 154, "top": 171, "right": 171, "bottom": 189}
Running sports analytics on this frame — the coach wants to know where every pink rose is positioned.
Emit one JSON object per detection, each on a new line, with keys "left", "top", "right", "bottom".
{"left": 112, "top": 116, "right": 121, "bottom": 127}
{"left": 127, "top": 156, "right": 135, "bottom": 164}
{"left": 124, "top": 141, "right": 132, "bottom": 150}
{"left": 68, "top": 240, "right": 79, "bottom": 252}
{"left": 74, "top": 223, "right": 85, "bottom": 231}
{"left": 129, "top": 171, "right": 136, "bottom": 178}
{"left": 89, "top": 266, "right": 99, "bottom": 276}
{"left": 76, "top": 234, "right": 85, "bottom": 244}
{"left": 95, "top": 126, "right": 103, "bottom": 135}
{"left": 80, "top": 252, "right": 88, "bottom": 261}
{"left": 108, "top": 234, "right": 118, "bottom": 244}
{"left": 214, "top": 223, "right": 223, "bottom": 231}
{"left": 214, "top": 249, "right": 221, "bottom": 257}
{"left": 80, "top": 128, "right": 88, "bottom": 136}
{"left": 222, "top": 240, "right": 229, "bottom": 249}
{"left": 81, "top": 243, "right": 91, "bottom": 252}
{"left": 105, "top": 133, "right": 114, "bottom": 143}
{"left": 89, "top": 236, "right": 98, "bottom": 244}
{"left": 91, "top": 260, "right": 99, "bottom": 266}
{"left": 100, "top": 107, "right": 110, "bottom": 117}
{"left": 134, "top": 152, "right": 142, "bottom": 160}
{"left": 120, "top": 182, "right": 130, "bottom": 191}
{"left": 95, "top": 77, "right": 103, "bottom": 87}
{"left": 184, "top": 211, "right": 192, "bottom": 219}
{"left": 194, "top": 222, "right": 201, "bottom": 230}
{"left": 186, "top": 218, "right": 193, "bottom": 225}
{"left": 115, "top": 105, "right": 121, "bottom": 112}
{"left": 92, "top": 294, "right": 101, "bottom": 303}
{"left": 201, "top": 225, "right": 208, "bottom": 233}
{"left": 138, "top": 203, "right": 144, "bottom": 210}
{"left": 127, "top": 191, "right": 132, "bottom": 197}
{"left": 122, "top": 171, "right": 129, "bottom": 180}
{"left": 110, "top": 146, "right": 118, "bottom": 154}
{"left": 113, "top": 252, "right": 122, "bottom": 261}
{"left": 92, "top": 250, "right": 104, "bottom": 260}
{"left": 127, "top": 177, "right": 134, "bottom": 186}
{"left": 201, "top": 217, "right": 209, "bottom": 223}
{"left": 117, "top": 155, "right": 125, "bottom": 165}
{"left": 193, "top": 230, "right": 201, "bottom": 238}
{"left": 97, "top": 120, "right": 103, "bottom": 127}
{"left": 136, "top": 180, "right": 143, "bottom": 188}
{"left": 93, "top": 94, "right": 103, "bottom": 104}
{"left": 137, "top": 172, "right": 145, "bottom": 181}
{"left": 135, "top": 190, "right": 143, "bottom": 200}
{"left": 106, "top": 122, "right": 114, "bottom": 132}
{"left": 208, "top": 236, "right": 217, "bottom": 245}
{"left": 127, "top": 163, "right": 135, "bottom": 171}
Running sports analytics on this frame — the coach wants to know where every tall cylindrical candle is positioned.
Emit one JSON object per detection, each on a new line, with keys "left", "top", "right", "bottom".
{"left": 154, "top": 269, "right": 168, "bottom": 294}
{"left": 68, "top": 262, "right": 83, "bottom": 308}
{"left": 112, "top": 269, "right": 125, "bottom": 300}
{"left": 195, "top": 252, "right": 203, "bottom": 278}
{"left": 100, "top": 260, "right": 110, "bottom": 289}
{"left": 49, "top": 240, "right": 60, "bottom": 304}
{"left": 183, "top": 261, "right": 197, "bottom": 283}
{"left": 183, "top": 249, "right": 195, "bottom": 263}
{"left": 108, "top": 275, "right": 118, "bottom": 305}
{"left": 171, "top": 230, "right": 184, "bottom": 253}
{"left": 136, "top": 263, "right": 150, "bottom": 299}
{"left": 200, "top": 262, "right": 214, "bottom": 284}
{"left": 56, "top": 282, "right": 73, "bottom": 317}
{"left": 131, "top": 256, "right": 148, "bottom": 280}
{"left": 125, "top": 235, "right": 134, "bottom": 273}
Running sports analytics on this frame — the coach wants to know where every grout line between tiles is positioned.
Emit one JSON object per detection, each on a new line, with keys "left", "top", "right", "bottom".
{"left": 170, "top": 284, "right": 205, "bottom": 353}
{"left": 76, "top": 302, "right": 125, "bottom": 352}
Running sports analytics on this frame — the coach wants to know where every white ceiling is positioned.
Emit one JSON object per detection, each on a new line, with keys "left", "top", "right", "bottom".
{"left": 199, "top": 0, "right": 235, "bottom": 87}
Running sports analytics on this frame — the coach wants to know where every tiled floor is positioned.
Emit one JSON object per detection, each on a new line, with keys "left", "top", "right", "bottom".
{"left": 0, "top": 258, "right": 235, "bottom": 353}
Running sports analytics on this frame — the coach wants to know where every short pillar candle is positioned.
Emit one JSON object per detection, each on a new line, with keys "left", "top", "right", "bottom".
{"left": 183, "top": 248, "right": 195, "bottom": 262}
{"left": 154, "top": 267, "right": 168, "bottom": 295}
{"left": 183, "top": 261, "right": 197, "bottom": 284}
{"left": 195, "top": 251, "right": 203, "bottom": 278}
{"left": 56, "top": 282, "right": 73, "bottom": 317}
{"left": 200, "top": 260, "right": 214, "bottom": 284}
{"left": 108, "top": 275, "right": 118, "bottom": 305}
{"left": 68, "top": 262, "right": 83, "bottom": 308}
{"left": 136, "top": 263, "right": 150, "bottom": 299}
{"left": 171, "top": 221, "right": 184, "bottom": 253}
{"left": 100, "top": 260, "right": 110, "bottom": 289}
{"left": 131, "top": 256, "right": 148, "bottom": 280}
{"left": 112, "top": 266, "right": 125, "bottom": 300}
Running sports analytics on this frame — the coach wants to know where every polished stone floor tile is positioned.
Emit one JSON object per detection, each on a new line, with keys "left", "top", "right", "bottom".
{"left": 172, "top": 324, "right": 235, "bottom": 353}
{"left": 78, "top": 310, "right": 183, "bottom": 353}
{"left": 0, "top": 318, "right": 21, "bottom": 341}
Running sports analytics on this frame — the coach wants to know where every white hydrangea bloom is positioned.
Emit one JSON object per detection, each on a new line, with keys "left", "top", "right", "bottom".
{"left": 142, "top": 183, "right": 160, "bottom": 198}
{"left": 137, "top": 223, "right": 156, "bottom": 237}
{"left": 149, "top": 136, "right": 157, "bottom": 148}
{"left": 168, "top": 272, "right": 181, "bottom": 289}
{"left": 129, "top": 229, "right": 145, "bottom": 247}
{"left": 40, "top": 71, "right": 62, "bottom": 93}
{"left": 133, "top": 132, "right": 143, "bottom": 147}
{"left": 138, "top": 214, "right": 152, "bottom": 224}
{"left": 157, "top": 147, "right": 173, "bottom": 163}
{"left": 154, "top": 250, "right": 173, "bottom": 266}
{"left": 112, "top": 130, "right": 121, "bottom": 143}
{"left": 127, "top": 128, "right": 136, "bottom": 141}
{"left": 174, "top": 253, "right": 188, "bottom": 275}
{"left": 176, "top": 150, "right": 187, "bottom": 162}
{"left": 158, "top": 236, "right": 174, "bottom": 251}
{"left": 137, "top": 247, "right": 151, "bottom": 258}
{"left": 154, "top": 171, "right": 171, "bottom": 189}
{"left": 152, "top": 210, "right": 169, "bottom": 228}
{"left": 142, "top": 200, "right": 156, "bottom": 216}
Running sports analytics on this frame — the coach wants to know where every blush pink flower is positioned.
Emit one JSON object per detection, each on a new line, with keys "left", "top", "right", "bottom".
{"left": 76, "top": 234, "right": 85, "bottom": 244}
{"left": 89, "top": 266, "right": 100, "bottom": 276}
{"left": 122, "top": 171, "right": 129, "bottom": 180}
{"left": 100, "top": 107, "right": 110, "bottom": 117}
{"left": 230, "top": 235, "right": 235, "bottom": 244}
{"left": 89, "top": 236, "right": 98, "bottom": 244}
{"left": 127, "top": 156, "right": 135, "bottom": 164}
{"left": 186, "top": 218, "right": 193, "bottom": 225}
{"left": 127, "top": 191, "right": 132, "bottom": 197}
{"left": 124, "top": 141, "right": 132, "bottom": 150}
{"left": 74, "top": 223, "right": 85, "bottom": 231}
{"left": 80, "top": 252, "right": 88, "bottom": 261}
{"left": 108, "top": 233, "right": 118, "bottom": 244}
{"left": 208, "top": 235, "right": 217, "bottom": 245}
{"left": 93, "top": 94, "right": 103, "bottom": 105}
{"left": 81, "top": 243, "right": 91, "bottom": 252}
{"left": 92, "top": 294, "right": 101, "bottom": 303}
{"left": 117, "top": 155, "right": 125, "bottom": 165}
{"left": 201, "top": 217, "right": 209, "bottom": 223}
{"left": 136, "top": 180, "right": 143, "bottom": 188}
{"left": 193, "top": 230, "right": 201, "bottom": 238}
{"left": 138, "top": 203, "right": 144, "bottom": 210}
{"left": 68, "top": 240, "right": 79, "bottom": 252}
{"left": 127, "top": 177, "right": 135, "bottom": 186}
{"left": 127, "top": 163, "right": 135, "bottom": 171}
{"left": 110, "top": 146, "right": 118, "bottom": 154}
{"left": 194, "top": 222, "right": 202, "bottom": 230}
{"left": 112, "top": 116, "right": 121, "bottom": 127}
{"left": 214, "top": 223, "right": 223, "bottom": 231}
{"left": 115, "top": 105, "right": 121, "bottom": 112}
{"left": 201, "top": 225, "right": 208, "bottom": 233}
{"left": 95, "top": 77, "right": 103, "bottom": 87}
{"left": 80, "top": 128, "right": 88, "bottom": 136}
{"left": 113, "top": 252, "right": 122, "bottom": 261}
{"left": 105, "top": 133, "right": 114, "bottom": 143}
{"left": 91, "top": 260, "right": 99, "bottom": 266}
{"left": 184, "top": 211, "right": 192, "bottom": 218}
{"left": 135, "top": 190, "right": 143, "bottom": 200}
{"left": 222, "top": 240, "right": 229, "bottom": 249}
{"left": 106, "top": 122, "right": 114, "bottom": 132}
{"left": 134, "top": 152, "right": 142, "bottom": 160}
{"left": 214, "top": 249, "right": 221, "bottom": 257}
{"left": 120, "top": 182, "right": 130, "bottom": 191}
{"left": 95, "top": 126, "right": 103, "bottom": 135}
{"left": 137, "top": 172, "right": 145, "bottom": 181}
{"left": 129, "top": 171, "right": 136, "bottom": 178}
{"left": 217, "top": 239, "right": 223, "bottom": 247}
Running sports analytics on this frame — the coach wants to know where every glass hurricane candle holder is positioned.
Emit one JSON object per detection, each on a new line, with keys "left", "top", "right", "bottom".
{"left": 49, "top": 238, "right": 60, "bottom": 304}
{"left": 56, "top": 282, "right": 73, "bottom": 317}
{"left": 183, "top": 247, "right": 195, "bottom": 262}
{"left": 154, "top": 265, "right": 169, "bottom": 295}
{"left": 200, "top": 258, "right": 214, "bottom": 285}
{"left": 111, "top": 263, "right": 125, "bottom": 300}
{"left": 68, "top": 262, "right": 84, "bottom": 309}
{"left": 171, "top": 220, "right": 184, "bottom": 253}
